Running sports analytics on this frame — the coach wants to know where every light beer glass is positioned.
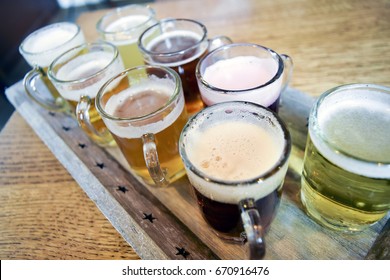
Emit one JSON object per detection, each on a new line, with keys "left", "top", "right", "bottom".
{"left": 19, "top": 22, "right": 85, "bottom": 112}
{"left": 96, "top": 4, "right": 157, "bottom": 69}
{"left": 196, "top": 43, "right": 293, "bottom": 113}
{"left": 91, "top": 65, "right": 188, "bottom": 187}
{"left": 138, "top": 18, "right": 232, "bottom": 115}
{"left": 179, "top": 101, "right": 291, "bottom": 259}
{"left": 48, "top": 42, "right": 125, "bottom": 147}
{"left": 301, "top": 84, "right": 390, "bottom": 232}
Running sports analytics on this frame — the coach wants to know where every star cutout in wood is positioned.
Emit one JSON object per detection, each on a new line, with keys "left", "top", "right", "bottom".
{"left": 142, "top": 213, "right": 156, "bottom": 223}
{"left": 62, "top": 126, "right": 70, "bottom": 131}
{"left": 117, "top": 186, "right": 128, "bottom": 193}
{"left": 96, "top": 162, "right": 105, "bottom": 169}
{"left": 175, "top": 247, "right": 190, "bottom": 259}
{"left": 78, "top": 143, "right": 86, "bottom": 149}
{"left": 48, "top": 112, "right": 56, "bottom": 116}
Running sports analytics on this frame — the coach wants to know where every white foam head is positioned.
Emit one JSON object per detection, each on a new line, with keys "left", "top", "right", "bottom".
{"left": 50, "top": 51, "right": 124, "bottom": 101}
{"left": 19, "top": 22, "right": 85, "bottom": 68}
{"left": 310, "top": 85, "right": 390, "bottom": 179}
{"left": 180, "top": 102, "right": 291, "bottom": 204}
{"left": 145, "top": 30, "right": 207, "bottom": 67}
{"left": 198, "top": 55, "right": 282, "bottom": 107}
{"left": 102, "top": 15, "right": 156, "bottom": 45}
{"left": 103, "top": 76, "right": 184, "bottom": 138}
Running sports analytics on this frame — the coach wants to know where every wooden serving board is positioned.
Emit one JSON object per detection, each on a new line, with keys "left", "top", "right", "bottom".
{"left": 5, "top": 81, "right": 389, "bottom": 260}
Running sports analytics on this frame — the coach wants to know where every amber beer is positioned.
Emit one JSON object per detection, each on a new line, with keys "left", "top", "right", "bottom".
{"left": 179, "top": 102, "right": 291, "bottom": 251}
{"left": 139, "top": 19, "right": 211, "bottom": 115}
{"left": 301, "top": 84, "right": 390, "bottom": 232}
{"left": 48, "top": 43, "right": 124, "bottom": 146}
{"left": 97, "top": 66, "right": 188, "bottom": 186}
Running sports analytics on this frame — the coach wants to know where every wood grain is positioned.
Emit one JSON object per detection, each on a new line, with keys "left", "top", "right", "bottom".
{"left": 0, "top": 112, "right": 138, "bottom": 259}
{"left": 1, "top": 0, "right": 390, "bottom": 259}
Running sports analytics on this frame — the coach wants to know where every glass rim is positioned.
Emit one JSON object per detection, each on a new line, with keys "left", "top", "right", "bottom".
{"left": 47, "top": 42, "right": 120, "bottom": 85}
{"left": 310, "top": 83, "right": 390, "bottom": 167}
{"left": 195, "top": 43, "right": 284, "bottom": 93}
{"left": 96, "top": 4, "right": 156, "bottom": 36}
{"left": 96, "top": 65, "right": 183, "bottom": 122}
{"left": 19, "top": 22, "right": 82, "bottom": 57}
{"left": 138, "top": 18, "right": 208, "bottom": 58}
{"left": 179, "top": 101, "right": 292, "bottom": 186}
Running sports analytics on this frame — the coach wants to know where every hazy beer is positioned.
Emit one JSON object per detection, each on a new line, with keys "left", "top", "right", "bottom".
{"left": 301, "top": 84, "right": 390, "bottom": 232}
{"left": 96, "top": 66, "right": 188, "bottom": 186}
{"left": 48, "top": 43, "right": 125, "bottom": 146}
{"left": 179, "top": 101, "right": 291, "bottom": 258}
{"left": 196, "top": 43, "right": 293, "bottom": 113}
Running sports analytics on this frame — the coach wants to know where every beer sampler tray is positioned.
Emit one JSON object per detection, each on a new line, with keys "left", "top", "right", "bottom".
{"left": 6, "top": 81, "right": 390, "bottom": 260}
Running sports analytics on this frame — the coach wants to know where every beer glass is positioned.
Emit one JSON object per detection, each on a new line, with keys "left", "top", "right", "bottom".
{"left": 301, "top": 84, "right": 390, "bottom": 232}
{"left": 179, "top": 101, "right": 291, "bottom": 259}
{"left": 138, "top": 18, "right": 232, "bottom": 115}
{"left": 19, "top": 22, "right": 85, "bottom": 112}
{"left": 196, "top": 43, "right": 293, "bottom": 113}
{"left": 48, "top": 42, "right": 125, "bottom": 147}
{"left": 96, "top": 4, "right": 157, "bottom": 69}
{"left": 88, "top": 65, "right": 188, "bottom": 186}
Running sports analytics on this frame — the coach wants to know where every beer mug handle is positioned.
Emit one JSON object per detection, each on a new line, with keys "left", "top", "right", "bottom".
{"left": 76, "top": 95, "right": 113, "bottom": 145}
{"left": 280, "top": 54, "right": 294, "bottom": 92}
{"left": 208, "top": 35, "right": 233, "bottom": 52}
{"left": 23, "top": 66, "right": 68, "bottom": 112}
{"left": 142, "top": 133, "right": 169, "bottom": 187}
{"left": 239, "top": 198, "right": 266, "bottom": 259}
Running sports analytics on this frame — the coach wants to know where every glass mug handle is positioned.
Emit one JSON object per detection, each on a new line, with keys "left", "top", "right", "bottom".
{"left": 280, "top": 54, "right": 294, "bottom": 92}
{"left": 208, "top": 35, "right": 233, "bottom": 52}
{"left": 142, "top": 133, "right": 169, "bottom": 188}
{"left": 76, "top": 95, "right": 113, "bottom": 145}
{"left": 239, "top": 198, "right": 266, "bottom": 259}
{"left": 23, "top": 66, "right": 68, "bottom": 112}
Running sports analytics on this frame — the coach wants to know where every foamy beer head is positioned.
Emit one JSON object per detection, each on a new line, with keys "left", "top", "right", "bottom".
{"left": 310, "top": 84, "right": 390, "bottom": 179}
{"left": 19, "top": 22, "right": 85, "bottom": 69}
{"left": 96, "top": 4, "right": 157, "bottom": 68}
{"left": 138, "top": 18, "right": 210, "bottom": 114}
{"left": 196, "top": 43, "right": 287, "bottom": 112}
{"left": 180, "top": 101, "right": 291, "bottom": 204}
{"left": 48, "top": 42, "right": 124, "bottom": 101}
{"left": 97, "top": 4, "right": 156, "bottom": 45}
{"left": 96, "top": 65, "right": 188, "bottom": 184}
{"left": 139, "top": 19, "right": 208, "bottom": 66}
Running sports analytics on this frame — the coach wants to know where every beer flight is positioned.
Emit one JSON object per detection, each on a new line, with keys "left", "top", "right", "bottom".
{"left": 18, "top": 4, "right": 390, "bottom": 259}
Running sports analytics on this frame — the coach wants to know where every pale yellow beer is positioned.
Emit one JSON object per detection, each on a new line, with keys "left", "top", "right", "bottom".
{"left": 97, "top": 66, "right": 188, "bottom": 186}
{"left": 97, "top": 4, "right": 157, "bottom": 69}
{"left": 301, "top": 84, "right": 390, "bottom": 232}
{"left": 49, "top": 43, "right": 125, "bottom": 146}
{"left": 19, "top": 22, "right": 85, "bottom": 112}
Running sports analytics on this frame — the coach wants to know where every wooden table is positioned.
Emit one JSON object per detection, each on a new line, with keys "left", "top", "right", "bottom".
{"left": 1, "top": 0, "right": 389, "bottom": 260}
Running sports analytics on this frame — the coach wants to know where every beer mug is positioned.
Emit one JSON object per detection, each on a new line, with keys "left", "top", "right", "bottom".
{"left": 19, "top": 22, "right": 85, "bottom": 112}
{"left": 138, "top": 18, "right": 232, "bottom": 115}
{"left": 301, "top": 84, "right": 390, "bottom": 232}
{"left": 48, "top": 42, "right": 125, "bottom": 147}
{"left": 96, "top": 4, "right": 157, "bottom": 69}
{"left": 179, "top": 101, "right": 291, "bottom": 259}
{"left": 89, "top": 65, "right": 188, "bottom": 186}
{"left": 195, "top": 43, "right": 293, "bottom": 113}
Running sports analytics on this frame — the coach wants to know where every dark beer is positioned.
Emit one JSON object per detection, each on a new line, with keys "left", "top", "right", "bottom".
{"left": 179, "top": 102, "right": 291, "bottom": 241}
{"left": 140, "top": 23, "right": 208, "bottom": 114}
{"left": 193, "top": 184, "right": 282, "bottom": 239}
